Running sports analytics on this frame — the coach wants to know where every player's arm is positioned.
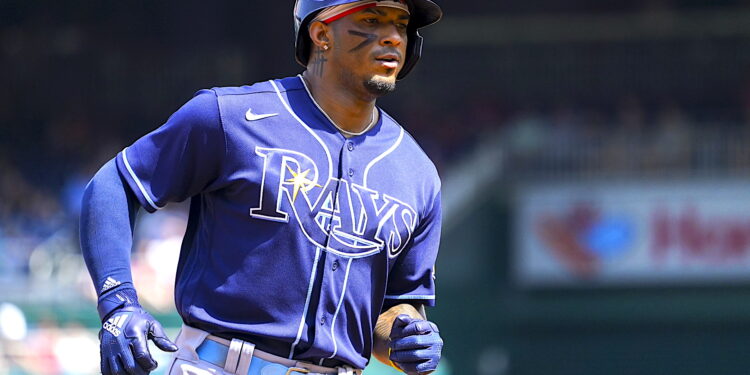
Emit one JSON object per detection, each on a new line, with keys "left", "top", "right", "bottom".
{"left": 80, "top": 158, "right": 142, "bottom": 315}
{"left": 374, "top": 187, "right": 443, "bottom": 374}
{"left": 372, "top": 302, "right": 443, "bottom": 375}
{"left": 81, "top": 90, "right": 224, "bottom": 375}
{"left": 80, "top": 159, "right": 178, "bottom": 375}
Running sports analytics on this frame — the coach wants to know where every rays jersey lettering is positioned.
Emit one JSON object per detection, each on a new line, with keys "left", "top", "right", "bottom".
{"left": 250, "top": 147, "right": 417, "bottom": 258}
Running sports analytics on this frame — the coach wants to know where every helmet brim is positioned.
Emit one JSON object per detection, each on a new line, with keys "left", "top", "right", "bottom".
{"left": 408, "top": 0, "right": 442, "bottom": 29}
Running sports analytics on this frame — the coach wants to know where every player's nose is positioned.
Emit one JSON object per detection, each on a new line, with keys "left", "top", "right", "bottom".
{"left": 380, "top": 24, "right": 405, "bottom": 48}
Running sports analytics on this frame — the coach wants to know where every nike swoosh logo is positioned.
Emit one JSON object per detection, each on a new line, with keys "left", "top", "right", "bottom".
{"left": 246, "top": 108, "right": 278, "bottom": 121}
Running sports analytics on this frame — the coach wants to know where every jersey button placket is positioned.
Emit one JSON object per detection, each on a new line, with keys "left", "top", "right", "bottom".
{"left": 341, "top": 142, "right": 355, "bottom": 179}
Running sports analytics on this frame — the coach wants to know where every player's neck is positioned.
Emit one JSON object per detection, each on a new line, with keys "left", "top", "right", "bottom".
{"left": 301, "top": 71, "right": 377, "bottom": 136}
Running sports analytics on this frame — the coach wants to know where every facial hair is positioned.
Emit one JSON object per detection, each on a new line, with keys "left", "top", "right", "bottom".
{"left": 363, "top": 76, "right": 396, "bottom": 97}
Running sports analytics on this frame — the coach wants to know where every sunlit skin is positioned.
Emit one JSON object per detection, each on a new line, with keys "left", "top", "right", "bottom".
{"left": 302, "top": 6, "right": 410, "bottom": 135}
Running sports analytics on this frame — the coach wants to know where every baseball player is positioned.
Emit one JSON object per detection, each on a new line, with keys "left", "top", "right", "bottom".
{"left": 80, "top": 1, "right": 444, "bottom": 374}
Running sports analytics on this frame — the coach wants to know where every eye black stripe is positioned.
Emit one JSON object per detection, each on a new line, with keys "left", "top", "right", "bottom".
{"left": 348, "top": 30, "right": 377, "bottom": 52}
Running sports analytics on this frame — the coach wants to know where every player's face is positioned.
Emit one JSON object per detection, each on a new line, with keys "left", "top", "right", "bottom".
{"left": 330, "top": 6, "right": 409, "bottom": 96}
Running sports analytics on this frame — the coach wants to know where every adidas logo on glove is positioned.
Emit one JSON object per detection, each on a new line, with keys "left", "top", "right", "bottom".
{"left": 103, "top": 313, "right": 129, "bottom": 337}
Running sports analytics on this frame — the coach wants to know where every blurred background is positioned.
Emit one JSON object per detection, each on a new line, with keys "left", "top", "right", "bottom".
{"left": 4, "top": 0, "right": 750, "bottom": 374}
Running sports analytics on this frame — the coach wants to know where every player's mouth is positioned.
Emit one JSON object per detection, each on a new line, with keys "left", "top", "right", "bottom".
{"left": 375, "top": 53, "right": 400, "bottom": 69}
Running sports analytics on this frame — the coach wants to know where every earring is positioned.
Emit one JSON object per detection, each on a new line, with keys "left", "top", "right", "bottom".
{"left": 323, "top": 44, "right": 329, "bottom": 51}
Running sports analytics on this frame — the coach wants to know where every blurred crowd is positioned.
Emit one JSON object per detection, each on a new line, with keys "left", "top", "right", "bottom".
{"left": 0, "top": 302, "right": 175, "bottom": 375}
{"left": 0, "top": 205, "right": 186, "bottom": 374}
{"left": 498, "top": 96, "right": 750, "bottom": 178}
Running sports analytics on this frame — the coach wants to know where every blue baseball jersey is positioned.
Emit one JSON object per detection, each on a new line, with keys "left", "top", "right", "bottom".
{"left": 114, "top": 75, "right": 441, "bottom": 369}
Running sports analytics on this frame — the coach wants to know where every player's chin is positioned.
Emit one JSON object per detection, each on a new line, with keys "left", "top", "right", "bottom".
{"left": 365, "top": 75, "right": 396, "bottom": 96}
{"left": 363, "top": 74, "right": 398, "bottom": 97}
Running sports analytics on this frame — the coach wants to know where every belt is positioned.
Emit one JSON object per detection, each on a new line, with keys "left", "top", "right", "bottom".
{"left": 195, "top": 337, "right": 358, "bottom": 375}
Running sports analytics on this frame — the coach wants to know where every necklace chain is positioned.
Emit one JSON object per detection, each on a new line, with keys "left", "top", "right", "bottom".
{"left": 299, "top": 75, "right": 378, "bottom": 137}
{"left": 335, "top": 108, "right": 377, "bottom": 136}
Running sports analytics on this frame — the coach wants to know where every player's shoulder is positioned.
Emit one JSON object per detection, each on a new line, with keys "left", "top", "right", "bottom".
{"left": 203, "top": 77, "right": 303, "bottom": 115}
{"left": 379, "top": 109, "right": 441, "bottom": 188}
{"left": 208, "top": 76, "right": 302, "bottom": 98}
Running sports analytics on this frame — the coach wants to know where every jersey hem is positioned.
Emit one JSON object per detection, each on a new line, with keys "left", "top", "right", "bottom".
{"left": 384, "top": 294, "right": 436, "bottom": 307}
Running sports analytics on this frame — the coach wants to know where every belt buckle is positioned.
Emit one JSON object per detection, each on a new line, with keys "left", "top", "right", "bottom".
{"left": 285, "top": 367, "right": 310, "bottom": 375}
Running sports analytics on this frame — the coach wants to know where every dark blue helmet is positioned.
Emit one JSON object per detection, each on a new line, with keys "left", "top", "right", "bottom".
{"left": 294, "top": 0, "right": 442, "bottom": 79}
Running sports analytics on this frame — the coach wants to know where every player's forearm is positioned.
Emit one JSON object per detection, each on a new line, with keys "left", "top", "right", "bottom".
{"left": 80, "top": 158, "right": 140, "bottom": 302}
{"left": 372, "top": 303, "right": 425, "bottom": 366}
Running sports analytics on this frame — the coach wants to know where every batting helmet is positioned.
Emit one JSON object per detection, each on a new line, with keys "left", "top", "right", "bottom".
{"left": 294, "top": 0, "right": 442, "bottom": 80}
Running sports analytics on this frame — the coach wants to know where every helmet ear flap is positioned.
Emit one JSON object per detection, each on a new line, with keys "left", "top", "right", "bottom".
{"left": 295, "top": 12, "right": 316, "bottom": 67}
{"left": 397, "top": 29, "right": 423, "bottom": 80}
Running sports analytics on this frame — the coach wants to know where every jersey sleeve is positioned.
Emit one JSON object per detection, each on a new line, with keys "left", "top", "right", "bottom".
{"left": 115, "top": 89, "right": 225, "bottom": 212}
{"left": 384, "top": 191, "right": 442, "bottom": 308}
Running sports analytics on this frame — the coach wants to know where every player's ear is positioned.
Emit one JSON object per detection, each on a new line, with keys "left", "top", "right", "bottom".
{"left": 308, "top": 21, "right": 332, "bottom": 51}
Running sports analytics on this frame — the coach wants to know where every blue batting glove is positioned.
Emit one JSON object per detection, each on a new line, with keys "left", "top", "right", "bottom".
{"left": 98, "top": 289, "right": 178, "bottom": 375}
{"left": 389, "top": 314, "right": 443, "bottom": 375}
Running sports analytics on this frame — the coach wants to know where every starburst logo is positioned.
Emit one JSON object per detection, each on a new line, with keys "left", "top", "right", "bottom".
{"left": 284, "top": 165, "right": 321, "bottom": 202}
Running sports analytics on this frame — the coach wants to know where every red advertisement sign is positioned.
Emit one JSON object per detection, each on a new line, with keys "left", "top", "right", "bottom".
{"left": 514, "top": 180, "right": 750, "bottom": 286}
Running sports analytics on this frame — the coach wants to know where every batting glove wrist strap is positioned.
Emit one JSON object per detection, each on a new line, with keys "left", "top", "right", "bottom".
{"left": 97, "top": 286, "right": 140, "bottom": 322}
{"left": 387, "top": 347, "right": 404, "bottom": 372}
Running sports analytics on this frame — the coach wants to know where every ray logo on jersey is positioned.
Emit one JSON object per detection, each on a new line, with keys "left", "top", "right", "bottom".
{"left": 250, "top": 146, "right": 418, "bottom": 258}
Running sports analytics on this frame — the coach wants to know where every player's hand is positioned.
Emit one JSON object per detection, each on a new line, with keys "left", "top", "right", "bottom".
{"left": 389, "top": 314, "right": 443, "bottom": 375}
{"left": 99, "top": 306, "right": 178, "bottom": 375}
